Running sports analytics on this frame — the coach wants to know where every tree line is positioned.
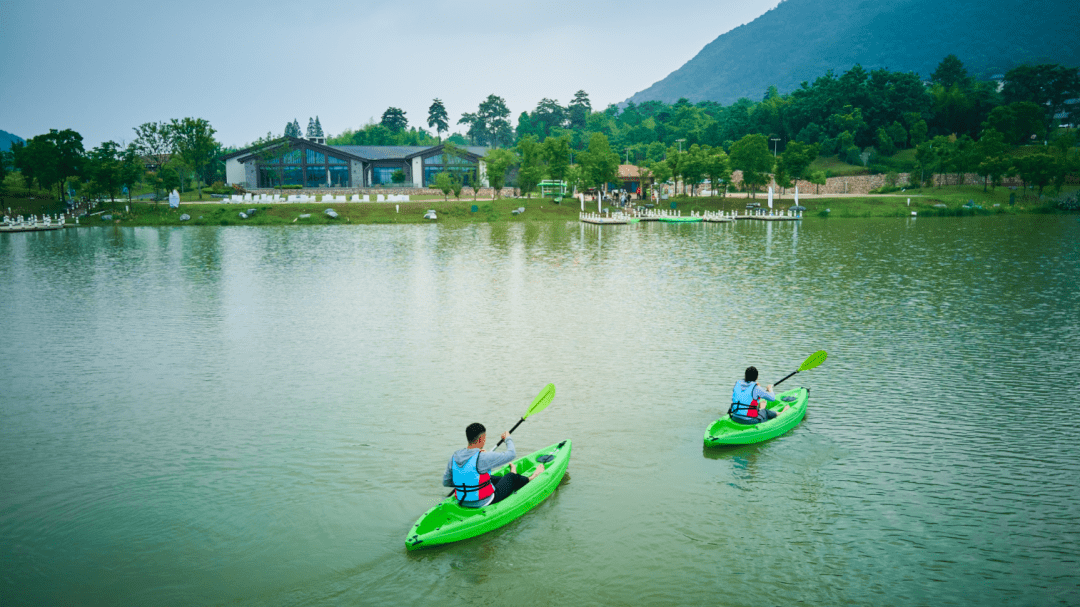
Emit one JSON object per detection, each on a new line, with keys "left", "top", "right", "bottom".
{"left": 2, "top": 118, "right": 222, "bottom": 205}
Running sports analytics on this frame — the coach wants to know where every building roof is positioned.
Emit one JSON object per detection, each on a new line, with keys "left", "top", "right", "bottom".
{"left": 224, "top": 137, "right": 490, "bottom": 164}
{"left": 618, "top": 164, "right": 642, "bottom": 179}
{"left": 334, "top": 145, "right": 433, "bottom": 160}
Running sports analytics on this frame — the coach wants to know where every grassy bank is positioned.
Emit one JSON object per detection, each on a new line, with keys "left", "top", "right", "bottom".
{"left": 83, "top": 198, "right": 581, "bottom": 226}
{"left": 36, "top": 184, "right": 1080, "bottom": 227}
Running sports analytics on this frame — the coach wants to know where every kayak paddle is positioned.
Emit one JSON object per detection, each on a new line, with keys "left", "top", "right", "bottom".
{"left": 446, "top": 383, "right": 556, "bottom": 496}
{"left": 774, "top": 350, "right": 827, "bottom": 387}
{"left": 493, "top": 382, "right": 555, "bottom": 449}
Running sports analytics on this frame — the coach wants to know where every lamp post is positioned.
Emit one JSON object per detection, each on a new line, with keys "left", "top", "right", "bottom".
{"left": 771, "top": 137, "right": 781, "bottom": 157}
{"left": 676, "top": 138, "right": 686, "bottom": 153}
{"left": 625, "top": 148, "right": 630, "bottom": 164}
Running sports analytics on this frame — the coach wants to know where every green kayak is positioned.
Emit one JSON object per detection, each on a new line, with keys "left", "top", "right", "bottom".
{"left": 658, "top": 216, "right": 703, "bottom": 223}
{"left": 405, "top": 439, "right": 571, "bottom": 550}
{"left": 703, "top": 388, "right": 809, "bottom": 446}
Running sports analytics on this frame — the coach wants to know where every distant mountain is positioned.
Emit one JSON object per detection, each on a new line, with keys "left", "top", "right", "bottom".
{"left": 628, "top": 0, "right": 1080, "bottom": 105}
{"left": 1, "top": 130, "right": 25, "bottom": 152}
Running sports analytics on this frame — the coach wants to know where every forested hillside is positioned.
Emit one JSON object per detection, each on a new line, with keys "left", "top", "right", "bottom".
{"left": 628, "top": 0, "right": 1080, "bottom": 105}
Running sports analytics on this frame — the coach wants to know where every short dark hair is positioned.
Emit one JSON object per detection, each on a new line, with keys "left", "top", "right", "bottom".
{"left": 745, "top": 366, "right": 759, "bottom": 382}
{"left": 466, "top": 423, "right": 486, "bottom": 444}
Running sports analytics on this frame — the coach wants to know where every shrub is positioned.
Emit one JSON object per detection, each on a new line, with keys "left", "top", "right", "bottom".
{"left": 1055, "top": 191, "right": 1080, "bottom": 210}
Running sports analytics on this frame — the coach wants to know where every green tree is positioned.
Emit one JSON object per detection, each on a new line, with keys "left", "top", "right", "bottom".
{"left": 120, "top": 144, "right": 144, "bottom": 203}
{"left": 647, "top": 160, "right": 672, "bottom": 198}
{"left": 11, "top": 140, "right": 41, "bottom": 195}
{"left": 876, "top": 127, "right": 897, "bottom": 156}
{"left": 886, "top": 121, "right": 908, "bottom": 149}
{"left": 479, "top": 95, "right": 512, "bottom": 148}
{"left": 777, "top": 141, "right": 819, "bottom": 186}
{"left": 531, "top": 98, "right": 567, "bottom": 140}
{"left": 132, "top": 121, "right": 172, "bottom": 172}
{"left": 729, "top": 134, "right": 773, "bottom": 197}
{"left": 1003, "top": 64, "right": 1080, "bottom": 139}
{"left": 381, "top": 107, "right": 409, "bottom": 132}
{"left": 483, "top": 148, "right": 517, "bottom": 199}
{"left": 975, "top": 128, "right": 1008, "bottom": 190}
{"left": 564, "top": 165, "right": 585, "bottom": 196}
{"left": 516, "top": 135, "right": 545, "bottom": 198}
{"left": 433, "top": 171, "right": 453, "bottom": 201}
{"left": 984, "top": 102, "right": 1045, "bottom": 145}
{"left": 46, "top": 129, "right": 85, "bottom": 203}
{"left": 703, "top": 148, "right": 732, "bottom": 197}
{"left": 427, "top": 99, "right": 449, "bottom": 142}
{"left": 541, "top": 135, "right": 571, "bottom": 182}
{"left": 578, "top": 133, "right": 620, "bottom": 192}
{"left": 87, "top": 140, "right": 125, "bottom": 203}
{"left": 168, "top": 118, "right": 217, "bottom": 200}
{"left": 1013, "top": 153, "right": 1061, "bottom": 198}
{"left": 313, "top": 116, "right": 324, "bottom": 137}
{"left": 284, "top": 119, "right": 302, "bottom": 138}
{"left": 808, "top": 170, "right": 827, "bottom": 194}
{"left": 681, "top": 144, "right": 708, "bottom": 196}
{"left": 568, "top": 90, "right": 591, "bottom": 130}
{"left": 931, "top": 54, "right": 972, "bottom": 89}
{"left": 665, "top": 146, "right": 684, "bottom": 194}
{"left": 908, "top": 118, "right": 928, "bottom": 146}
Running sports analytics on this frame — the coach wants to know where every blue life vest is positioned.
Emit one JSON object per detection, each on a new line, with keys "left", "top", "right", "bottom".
{"left": 731, "top": 381, "right": 760, "bottom": 418}
{"left": 451, "top": 451, "right": 494, "bottom": 504}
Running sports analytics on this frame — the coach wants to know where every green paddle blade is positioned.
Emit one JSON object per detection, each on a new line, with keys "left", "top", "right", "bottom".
{"left": 798, "top": 350, "right": 828, "bottom": 372}
{"left": 523, "top": 383, "right": 555, "bottom": 419}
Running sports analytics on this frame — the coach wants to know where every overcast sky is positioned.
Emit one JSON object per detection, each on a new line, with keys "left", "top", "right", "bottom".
{"left": 1, "top": 0, "right": 779, "bottom": 148}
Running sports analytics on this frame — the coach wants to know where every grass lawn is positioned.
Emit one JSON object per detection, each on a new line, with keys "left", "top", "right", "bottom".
{"left": 9, "top": 184, "right": 1076, "bottom": 228}
{"left": 808, "top": 155, "right": 869, "bottom": 177}
{"left": 83, "top": 197, "right": 583, "bottom": 226}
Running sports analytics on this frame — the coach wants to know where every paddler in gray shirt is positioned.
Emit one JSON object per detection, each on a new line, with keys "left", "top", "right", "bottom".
{"left": 443, "top": 422, "right": 544, "bottom": 508}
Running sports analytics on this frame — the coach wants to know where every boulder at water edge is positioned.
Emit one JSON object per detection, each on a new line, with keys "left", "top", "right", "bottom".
{"left": 179, "top": 214, "right": 191, "bottom": 221}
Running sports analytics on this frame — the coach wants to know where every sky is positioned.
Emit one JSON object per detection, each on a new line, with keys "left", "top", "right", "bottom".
{"left": 1, "top": 0, "right": 780, "bottom": 149}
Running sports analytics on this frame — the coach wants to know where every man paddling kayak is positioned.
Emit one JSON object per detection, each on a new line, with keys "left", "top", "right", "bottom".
{"left": 443, "top": 423, "right": 544, "bottom": 508}
{"left": 730, "top": 366, "right": 779, "bottom": 424}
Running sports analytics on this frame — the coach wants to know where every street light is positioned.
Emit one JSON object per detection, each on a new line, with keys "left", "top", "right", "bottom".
{"left": 625, "top": 148, "right": 630, "bottom": 164}
{"left": 770, "top": 137, "right": 781, "bottom": 157}
{"left": 676, "top": 138, "right": 686, "bottom": 153}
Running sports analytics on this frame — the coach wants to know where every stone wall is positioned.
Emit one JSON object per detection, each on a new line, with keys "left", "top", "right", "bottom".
{"left": 722, "top": 170, "right": 1020, "bottom": 195}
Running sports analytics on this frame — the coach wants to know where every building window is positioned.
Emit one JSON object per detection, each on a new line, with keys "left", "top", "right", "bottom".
{"left": 255, "top": 145, "right": 352, "bottom": 188}
{"left": 423, "top": 165, "right": 476, "bottom": 187}
{"left": 372, "top": 166, "right": 402, "bottom": 185}
{"left": 421, "top": 151, "right": 478, "bottom": 186}
{"left": 329, "top": 165, "right": 349, "bottom": 187}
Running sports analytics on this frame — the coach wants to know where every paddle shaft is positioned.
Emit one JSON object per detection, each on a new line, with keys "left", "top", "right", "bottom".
{"left": 495, "top": 417, "right": 526, "bottom": 448}
{"left": 774, "top": 370, "right": 798, "bottom": 387}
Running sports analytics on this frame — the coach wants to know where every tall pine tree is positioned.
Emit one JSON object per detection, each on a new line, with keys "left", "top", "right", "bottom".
{"left": 314, "top": 116, "right": 324, "bottom": 137}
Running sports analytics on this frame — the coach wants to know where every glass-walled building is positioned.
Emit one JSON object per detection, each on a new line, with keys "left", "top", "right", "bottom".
{"left": 224, "top": 137, "right": 489, "bottom": 189}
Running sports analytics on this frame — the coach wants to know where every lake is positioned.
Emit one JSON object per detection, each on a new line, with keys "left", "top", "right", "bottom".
{"left": 2, "top": 216, "right": 1078, "bottom": 605}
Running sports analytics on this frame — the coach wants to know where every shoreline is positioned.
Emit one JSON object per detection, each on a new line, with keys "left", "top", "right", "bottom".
{"left": 6, "top": 189, "right": 1075, "bottom": 228}
{"left": 81, "top": 192, "right": 1074, "bottom": 227}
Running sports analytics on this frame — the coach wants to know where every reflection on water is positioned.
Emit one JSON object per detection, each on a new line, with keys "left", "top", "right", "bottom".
{"left": 1, "top": 217, "right": 1078, "bottom": 606}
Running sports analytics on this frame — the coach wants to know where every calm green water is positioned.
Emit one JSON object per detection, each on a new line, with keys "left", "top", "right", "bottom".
{"left": 2, "top": 216, "right": 1078, "bottom": 606}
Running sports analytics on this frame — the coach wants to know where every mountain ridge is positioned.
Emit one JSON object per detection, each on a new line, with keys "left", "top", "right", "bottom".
{"left": 1, "top": 129, "right": 25, "bottom": 152}
{"left": 628, "top": 0, "right": 1080, "bottom": 105}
